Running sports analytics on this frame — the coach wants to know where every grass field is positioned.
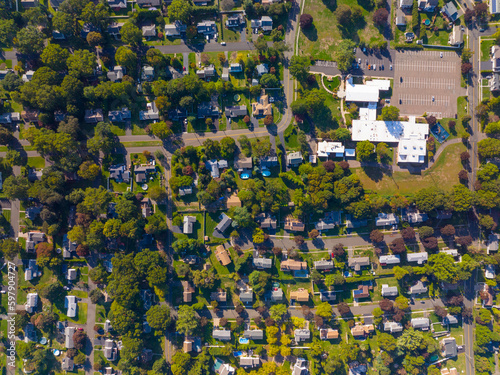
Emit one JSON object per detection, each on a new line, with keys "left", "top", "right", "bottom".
{"left": 481, "top": 39, "right": 494, "bottom": 62}
{"left": 27, "top": 157, "right": 45, "bottom": 169}
{"left": 354, "top": 142, "right": 467, "bottom": 195}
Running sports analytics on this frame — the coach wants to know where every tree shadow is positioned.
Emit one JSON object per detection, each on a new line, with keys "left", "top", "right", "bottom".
{"left": 358, "top": 0, "right": 374, "bottom": 11}
{"left": 301, "top": 25, "right": 318, "bottom": 42}
{"left": 321, "top": 0, "right": 337, "bottom": 12}
{"left": 361, "top": 165, "right": 393, "bottom": 183}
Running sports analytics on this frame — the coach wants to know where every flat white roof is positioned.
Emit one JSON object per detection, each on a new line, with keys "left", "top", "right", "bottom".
{"left": 397, "top": 135, "right": 427, "bottom": 163}
{"left": 317, "top": 141, "right": 344, "bottom": 157}
{"left": 345, "top": 84, "right": 380, "bottom": 103}
{"left": 352, "top": 117, "right": 428, "bottom": 143}
{"left": 359, "top": 107, "right": 377, "bottom": 121}
{"left": 365, "top": 79, "right": 391, "bottom": 91}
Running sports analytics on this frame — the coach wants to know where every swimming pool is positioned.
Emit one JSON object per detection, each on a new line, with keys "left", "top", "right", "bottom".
{"left": 234, "top": 350, "right": 244, "bottom": 356}
{"left": 241, "top": 173, "right": 250, "bottom": 180}
{"left": 238, "top": 337, "right": 249, "bottom": 344}
{"left": 262, "top": 169, "right": 271, "bottom": 177}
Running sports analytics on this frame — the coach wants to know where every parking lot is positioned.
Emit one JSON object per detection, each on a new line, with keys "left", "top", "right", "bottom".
{"left": 393, "top": 50, "right": 462, "bottom": 119}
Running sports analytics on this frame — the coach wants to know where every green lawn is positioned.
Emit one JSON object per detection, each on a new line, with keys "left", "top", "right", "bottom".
{"left": 0, "top": 60, "right": 12, "bottom": 69}
{"left": 120, "top": 141, "right": 162, "bottom": 147}
{"left": 284, "top": 124, "right": 300, "bottom": 151}
{"left": 322, "top": 75, "right": 340, "bottom": 91}
{"left": 221, "top": 18, "right": 241, "bottom": 43}
{"left": 173, "top": 212, "right": 204, "bottom": 241}
{"left": 27, "top": 157, "right": 45, "bottom": 169}
{"left": 109, "top": 123, "right": 126, "bottom": 136}
{"left": 481, "top": 39, "right": 494, "bottom": 62}
{"left": 68, "top": 290, "right": 88, "bottom": 299}
{"left": 56, "top": 302, "right": 88, "bottom": 325}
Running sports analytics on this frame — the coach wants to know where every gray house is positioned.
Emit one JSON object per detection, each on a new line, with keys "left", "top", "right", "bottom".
{"left": 411, "top": 318, "right": 430, "bottom": 330}
{"left": 243, "top": 329, "right": 264, "bottom": 340}
{"left": 287, "top": 152, "right": 303, "bottom": 167}
{"left": 213, "top": 329, "right": 231, "bottom": 341}
{"left": 214, "top": 213, "right": 232, "bottom": 234}
{"left": 253, "top": 257, "right": 272, "bottom": 269}
{"left": 320, "top": 291, "right": 337, "bottom": 302}
{"left": 240, "top": 290, "right": 253, "bottom": 303}
{"left": 225, "top": 106, "right": 247, "bottom": 117}
{"left": 294, "top": 329, "right": 311, "bottom": 342}
{"left": 348, "top": 257, "right": 370, "bottom": 271}
{"left": 409, "top": 280, "right": 428, "bottom": 295}
{"left": 314, "top": 260, "right": 334, "bottom": 271}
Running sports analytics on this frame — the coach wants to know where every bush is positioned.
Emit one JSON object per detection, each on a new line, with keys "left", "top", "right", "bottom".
{"left": 300, "top": 13, "right": 313, "bottom": 29}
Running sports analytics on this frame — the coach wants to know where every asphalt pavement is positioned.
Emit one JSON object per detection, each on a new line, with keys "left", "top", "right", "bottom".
{"left": 154, "top": 40, "right": 255, "bottom": 54}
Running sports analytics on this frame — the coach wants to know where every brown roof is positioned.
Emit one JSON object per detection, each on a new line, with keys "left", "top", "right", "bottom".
{"left": 284, "top": 217, "right": 305, "bottom": 232}
{"left": 281, "top": 259, "right": 307, "bottom": 271}
{"left": 320, "top": 328, "right": 339, "bottom": 339}
{"left": 354, "top": 285, "right": 370, "bottom": 299}
{"left": 252, "top": 95, "right": 272, "bottom": 116}
{"left": 211, "top": 291, "right": 227, "bottom": 302}
{"left": 351, "top": 324, "right": 374, "bottom": 337}
{"left": 215, "top": 245, "right": 231, "bottom": 266}
{"left": 290, "top": 288, "right": 309, "bottom": 302}
{"left": 183, "top": 340, "right": 193, "bottom": 353}
{"left": 181, "top": 281, "right": 195, "bottom": 303}
{"left": 226, "top": 193, "right": 241, "bottom": 208}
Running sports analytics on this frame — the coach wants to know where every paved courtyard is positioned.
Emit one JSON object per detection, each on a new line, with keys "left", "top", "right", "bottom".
{"left": 393, "top": 50, "right": 463, "bottom": 119}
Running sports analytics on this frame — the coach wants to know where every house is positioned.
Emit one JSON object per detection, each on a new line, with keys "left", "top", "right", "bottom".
{"left": 142, "top": 65, "right": 155, "bottom": 81}
{"left": 351, "top": 324, "right": 375, "bottom": 338}
{"left": 271, "top": 287, "right": 284, "bottom": 302}
{"left": 488, "top": 233, "right": 499, "bottom": 254}
{"left": 395, "top": 8, "right": 406, "bottom": 26}
{"left": 345, "top": 215, "right": 368, "bottom": 229}
{"left": 409, "top": 280, "right": 428, "bottom": 294}
{"left": 441, "top": 2, "right": 459, "bottom": 22}
{"left": 139, "top": 102, "right": 159, "bottom": 120}
{"left": 320, "top": 291, "right": 337, "bottom": 302}
{"left": 26, "top": 205, "right": 42, "bottom": 221}
{"left": 491, "top": 73, "right": 500, "bottom": 92}
{"left": 136, "top": 0, "right": 161, "bottom": 7}
{"left": 403, "top": 209, "right": 428, "bottom": 224}
{"left": 376, "top": 212, "right": 399, "bottom": 226}
{"left": 168, "top": 108, "right": 188, "bottom": 121}
{"left": 407, "top": 252, "right": 428, "bottom": 265}
{"left": 399, "top": 0, "right": 413, "bottom": 9}
{"left": 229, "top": 63, "right": 243, "bottom": 73}
{"left": 80, "top": 23, "right": 101, "bottom": 38}
{"left": 25, "top": 259, "right": 41, "bottom": 281}
{"left": 443, "top": 315, "right": 459, "bottom": 325}
{"left": 65, "top": 326, "right": 75, "bottom": 348}
{"left": 314, "top": 260, "right": 334, "bottom": 271}
{"left": 21, "top": 0, "right": 38, "bottom": 7}
{"left": 27, "top": 169, "right": 42, "bottom": 182}
{"left": 253, "top": 257, "right": 272, "bottom": 269}
{"left": 142, "top": 25, "right": 156, "bottom": 38}
{"left": 67, "top": 268, "right": 77, "bottom": 281}
{"left": 213, "top": 329, "right": 231, "bottom": 341}
{"left": 109, "top": 165, "right": 130, "bottom": 183}
{"left": 107, "top": 66, "right": 125, "bottom": 82}
{"left": 24, "top": 323, "right": 37, "bottom": 343}
{"left": 348, "top": 257, "right": 370, "bottom": 272}
{"left": 65, "top": 295, "right": 77, "bottom": 318}
{"left": 197, "top": 20, "right": 217, "bottom": 35}
{"left": 315, "top": 220, "right": 335, "bottom": 231}
{"left": 384, "top": 321, "right": 403, "bottom": 333}
{"left": 21, "top": 109, "right": 39, "bottom": 123}
{"left": 381, "top": 285, "right": 398, "bottom": 297}
{"left": 62, "top": 358, "right": 74, "bottom": 372}
{"left": 26, "top": 232, "right": 46, "bottom": 252}
{"left": 411, "top": 318, "right": 430, "bottom": 330}
{"left": 294, "top": 329, "right": 311, "bottom": 342}
{"left": 222, "top": 68, "right": 229, "bottom": 81}
{"left": 206, "top": 159, "right": 227, "bottom": 178}
{"left": 243, "top": 329, "right": 264, "bottom": 340}
{"left": 317, "top": 141, "right": 345, "bottom": 158}
{"left": 491, "top": 0, "right": 500, "bottom": 14}
{"left": 108, "top": 108, "right": 131, "bottom": 122}
{"left": 320, "top": 328, "right": 339, "bottom": 340}
{"left": 108, "top": 0, "right": 127, "bottom": 10}
{"left": 483, "top": 284, "right": 494, "bottom": 307}
{"left": 287, "top": 152, "right": 303, "bottom": 167}
{"left": 493, "top": 46, "right": 500, "bottom": 73}
{"left": 107, "top": 22, "right": 124, "bottom": 38}
{"left": 353, "top": 285, "right": 370, "bottom": 299}
{"left": 234, "top": 157, "right": 253, "bottom": 171}
{"left": 256, "top": 63, "right": 269, "bottom": 76}
{"left": 183, "top": 339, "right": 193, "bottom": 353}
{"left": 0, "top": 112, "right": 20, "bottom": 125}
{"left": 379, "top": 255, "right": 400, "bottom": 266}
{"left": 225, "top": 105, "right": 247, "bottom": 117}
{"left": 104, "top": 340, "right": 118, "bottom": 361}
{"left": 260, "top": 156, "right": 279, "bottom": 168}
{"left": 441, "top": 337, "right": 458, "bottom": 357}
{"left": 211, "top": 291, "right": 227, "bottom": 302}
{"left": 238, "top": 356, "right": 260, "bottom": 368}
{"left": 165, "top": 21, "right": 187, "bottom": 37}
{"left": 25, "top": 293, "right": 38, "bottom": 313}
{"left": 214, "top": 214, "right": 232, "bottom": 235}
{"left": 181, "top": 281, "right": 195, "bottom": 302}
{"left": 292, "top": 358, "right": 309, "bottom": 375}
{"left": 226, "top": 14, "right": 244, "bottom": 28}
{"left": 218, "top": 363, "right": 236, "bottom": 375}
{"left": 281, "top": 259, "right": 307, "bottom": 272}
{"left": 196, "top": 65, "right": 216, "bottom": 79}
{"left": 449, "top": 25, "right": 464, "bottom": 46}
{"left": 251, "top": 16, "right": 273, "bottom": 32}
{"left": 290, "top": 288, "right": 309, "bottom": 302}
{"left": 226, "top": 193, "right": 241, "bottom": 208}
{"left": 183, "top": 215, "right": 196, "bottom": 234}
{"left": 255, "top": 213, "right": 277, "bottom": 229}
{"left": 84, "top": 109, "right": 104, "bottom": 123}
{"left": 240, "top": 289, "right": 254, "bottom": 303}
{"left": 22, "top": 70, "right": 34, "bottom": 82}
{"left": 418, "top": 0, "right": 438, "bottom": 11}
{"left": 485, "top": 264, "right": 496, "bottom": 279}
{"left": 197, "top": 102, "right": 219, "bottom": 118}
{"left": 215, "top": 245, "right": 232, "bottom": 265}
{"left": 252, "top": 94, "right": 272, "bottom": 116}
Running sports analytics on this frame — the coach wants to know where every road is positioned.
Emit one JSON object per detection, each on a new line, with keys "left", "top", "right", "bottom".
{"left": 154, "top": 40, "right": 255, "bottom": 54}
{"left": 463, "top": 273, "right": 476, "bottom": 375}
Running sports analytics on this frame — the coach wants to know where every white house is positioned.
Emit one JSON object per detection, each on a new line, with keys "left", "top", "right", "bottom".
{"left": 65, "top": 295, "right": 77, "bottom": 318}
{"left": 381, "top": 284, "right": 398, "bottom": 297}
{"left": 317, "top": 141, "right": 345, "bottom": 158}
{"left": 407, "top": 252, "right": 428, "bottom": 264}
{"left": 379, "top": 255, "right": 400, "bottom": 266}
{"left": 376, "top": 213, "right": 399, "bottom": 226}
{"left": 25, "top": 293, "right": 38, "bottom": 313}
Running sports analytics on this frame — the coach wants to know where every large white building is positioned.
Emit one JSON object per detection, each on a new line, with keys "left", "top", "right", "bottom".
{"left": 346, "top": 77, "right": 429, "bottom": 164}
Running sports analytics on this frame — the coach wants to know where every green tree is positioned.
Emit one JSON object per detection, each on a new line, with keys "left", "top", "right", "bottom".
{"left": 269, "top": 304, "right": 288, "bottom": 322}
{"left": 67, "top": 49, "right": 97, "bottom": 78}
{"left": 3, "top": 175, "right": 29, "bottom": 200}
{"left": 381, "top": 106, "right": 400, "bottom": 121}
{"left": 150, "top": 121, "right": 173, "bottom": 139}
{"left": 428, "top": 253, "right": 459, "bottom": 283}
{"left": 230, "top": 206, "right": 253, "bottom": 227}
{"left": 452, "top": 184, "right": 472, "bottom": 212}
{"left": 397, "top": 328, "right": 423, "bottom": 352}
{"left": 121, "top": 22, "right": 143, "bottom": 46}
{"left": 78, "top": 161, "right": 100, "bottom": 180}
{"left": 335, "top": 39, "right": 356, "bottom": 72}
{"left": 115, "top": 46, "right": 137, "bottom": 73}
{"left": 324, "top": 273, "right": 345, "bottom": 288}
{"left": 356, "top": 140, "right": 374, "bottom": 161}
{"left": 316, "top": 302, "right": 333, "bottom": 319}
{"left": 176, "top": 305, "right": 199, "bottom": 336}
{"left": 252, "top": 227, "right": 265, "bottom": 244}
{"left": 1, "top": 72, "right": 23, "bottom": 92}
{"left": 167, "top": 0, "right": 192, "bottom": 23}
{"left": 0, "top": 19, "right": 17, "bottom": 46}
{"left": 478, "top": 138, "right": 500, "bottom": 159}
{"left": 289, "top": 55, "right": 311, "bottom": 82}
{"left": 0, "top": 238, "right": 21, "bottom": 260}
{"left": 220, "top": 137, "right": 236, "bottom": 159}
{"left": 377, "top": 332, "right": 397, "bottom": 352}
{"left": 15, "top": 26, "right": 45, "bottom": 55}
{"left": 148, "top": 186, "right": 167, "bottom": 202}
{"left": 81, "top": 2, "right": 110, "bottom": 30}
{"left": 41, "top": 44, "right": 69, "bottom": 71}
{"left": 146, "top": 305, "right": 171, "bottom": 333}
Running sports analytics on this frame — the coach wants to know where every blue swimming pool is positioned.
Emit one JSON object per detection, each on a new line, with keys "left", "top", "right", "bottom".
{"left": 262, "top": 169, "right": 271, "bottom": 177}
{"left": 241, "top": 173, "right": 250, "bottom": 180}
{"left": 234, "top": 350, "right": 244, "bottom": 356}
{"left": 238, "top": 337, "right": 249, "bottom": 344}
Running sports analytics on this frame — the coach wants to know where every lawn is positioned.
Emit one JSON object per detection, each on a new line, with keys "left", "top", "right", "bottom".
{"left": 56, "top": 302, "right": 88, "bottom": 325}
{"left": 322, "top": 75, "right": 340, "bottom": 91}
{"left": 27, "top": 157, "right": 45, "bottom": 169}
{"left": 284, "top": 124, "right": 300, "bottom": 151}
{"left": 109, "top": 123, "right": 126, "bottom": 136}
{"left": 0, "top": 60, "right": 12, "bottom": 69}
{"left": 221, "top": 17, "right": 241, "bottom": 43}
{"left": 299, "top": 0, "right": 385, "bottom": 60}
{"left": 174, "top": 212, "right": 204, "bottom": 241}
{"left": 120, "top": 141, "right": 162, "bottom": 148}
{"left": 481, "top": 39, "right": 494, "bottom": 62}
{"left": 354, "top": 142, "right": 467, "bottom": 195}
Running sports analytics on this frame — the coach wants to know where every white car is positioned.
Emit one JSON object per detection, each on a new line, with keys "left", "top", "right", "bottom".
{"left": 440, "top": 52, "right": 443, "bottom": 58}
{"left": 358, "top": 58, "right": 361, "bottom": 64}
{"left": 221, "top": 41, "right": 226, "bottom": 46}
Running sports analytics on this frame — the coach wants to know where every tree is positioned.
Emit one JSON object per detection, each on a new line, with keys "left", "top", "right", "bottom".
{"left": 264, "top": 115, "right": 274, "bottom": 126}
{"left": 324, "top": 274, "right": 345, "bottom": 288}
{"left": 221, "top": 0, "right": 234, "bottom": 10}
{"left": 150, "top": 121, "right": 173, "bottom": 139}
{"left": 146, "top": 305, "right": 171, "bottom": 333}
{"left": 40, "top": 282, "right": 63, "bottom": 301}
{"left": 289, "top": 55, "right": 310, "bottom": 82}
{"left": 300, "top": 13, "right": 313, "bottom": 29}
{"left": 337, "top": 302, "right": 351, "bottom": 316}
{"left": 379, "top": 298, "right": 393, "bottom": 312}
{"left": 389, "top": 238, "right": 406, "bottom": 254}
{"left": 260, "top": 73, "right": 280, "bottom": 88}
{"left": 1, "top": 72, "right": 23, "bottom": 92}
{"left": 395, "top": 296, "right": 409, "bottom": 310}
{"left": 335, "top": 4, "right": 352, "bottom": 24}
{"left": 89, "top": 289, "right": 104, "bottom": 304}
{"left": 0, "top": 126, "right": 13, "bottom": 145}
{"left": 73, "top": 330, "right": 87, "bottom": 350}
{"left": 3, "top": 175, "right": 29, "bottom": 200}
{"left": 373, "top": 8, "right": 389, "bottom": 26}
{"left": 381, "top": 106, "right": 400, "bottom": 121}
{"left": 78, "top": 161, "right": 100, "bottom": 180}
{"left": 440, "top": 225, "right": 455, "bottom": 237}
{"left": 452, "top": 184, "right": 472, "bottom": 212}
{"left": 475, "top": 2, "right": 488, "bottom": 21}
{"left": 356, "top": 140, "right": 374, "bottom": 161}
{"left": 220, "top": 137, "right": 236, "bottom": 159}
{"left": 401, "top": 227, "right": 416, "bottom": 241}
{"left": 478, "top": 138, "right": 500, "bottom": 159}
{"left": 230, "top": 206, "right": 253, "bottom": 227}
{"left": 458, "top": 170, "right": 468, "bottom": 180}
{"left": 376, "top": 142, "right": 391, "bottom": 162}
{"left": 41, "top": 44, "right": 69, "bottom": 72}
{"left": 269, "top": 304, "right": 288, "bottom": 321}
{"left": 335, "top": 39, "right": 356, "bottom": 72}
{"left": 316, "top": 302, "right": 333, "bottom": 319}
{"left": 115, "top": 47, "right": 137, "bottom": 73}
{"left": 479, "top": 214, "right": 496, "bottom": 230}
{"left": 418, "top": 226, "right": 434, "bottom": 239}
{"left": 461, "top": 62, "right": 473, "bottom": 75}
{"left": 16, "top": 26, "right": 44, "bottom": 55}
{"left": 121, "top": 22, "right": 142, "bottom": 46}
{"left": 202, "top": 139, "right": 221, "bottom": 159}
{"left": 0, "top": 239, "right": 21, "bottom": 260}
{"left": 67, "top": 50, "right": 97, "bottom": 78}
{"left": 148, "top": 186, "right": 167, "bottom": 202}
{"left": 378, "top": 333, "right": 397, "bottom": 352}
{"left": 370, "top": 229, "right": 384, "bottom": 244}
{"left": 309, "top": 229, "right": 320, "bottom": 239}
{"left": 0, "top": 19, "right": 17, "bottom": 46}
{"left": 464, "top": 8, "right": 474, "bottom": 23}
{"left": 176, "top": 305, "right": 198, "bottom": 336}
{"left": 167, "top": 0, "right": 192, "bottom": 23}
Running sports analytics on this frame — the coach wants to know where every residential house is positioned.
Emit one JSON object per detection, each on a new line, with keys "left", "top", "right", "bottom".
{"left": 403, "top": 209, "right": 428, "bottom": 224}
{"left": 407, "top": 252, "right": 428, "bottom": 265}
{"left": 84, "top": 109, "right": 104, "bottom": 123}
{"left": 290, "top": 288, "right": 309, "bottom": 302}
{"left": 80, "top": 23, "right": 101, "bottom": 38}
{"left": 379, "top": 255, "right": 400, "bottom": 266}
{"left": 491, "top": 0, "right": 500, "bottom": 14}
{"left": 229, "top": 63, "right": 243, "bottom": 73}
{"left": 252, "top": 94, "right": 272, "bottom": 116}
{"left": 104, "top": 340, "right": 118, "bottom": 361}
{"left": 292, "top": 358, "right": 309, "bottom": 375}
{"left": 168, "top": 108, "right": 188, "bottom": 121}
{"left": 54, "top": 111, "right": 66, "bottom": 122}
{"left": 226, "top": 193, "right": 241, "bottom": 208}
{"left": 491, "top": 73, "right": 500, "bottom": 92}
{"left": 411, "top": 318, "right": 430, "bottom": 330}
{"left": 222, "top": 68, "right": 229, "bottom": 81}
{"left": 213, "top": 329, "right": 231, "bottom": 341}
{"left": 107, "top": 66, "right": 125, "bottom": 82}
{"left": 178, "top": 186, "right": 192, "bottom": 197}
{"left": 142, "top": 24, "right": 156, "bottom": 38}
{"left": 255, "top": 213, "right": 277, "bottom": 229}
{"left": 108, "top": 107, "right": 131, "bottom": 122}
{"left": 108, "top": 0, "right": 127, "bottom": 10}
{"left": 218, "top": 363, "right": 236, "bottom": 375}
{"left": 348, "top": 257, "right": 370, "bottom": 272}
{"left": 483, "top": 284, "right": 494, "bottom": 308}
{"left": 226, "top": 14, "right": 244, "bottom": 28}
{"left": 109, "top": 165, "right": 130, "bottom": 183}
{"left": 22, "top": 70, "right": 34, "bottom": 82}
{"left": 181, "top": 281, "right": 195, "bottom": 303}
{"left": 256, "top": 63, "right": 269, "bottom": 76}
{"left": 376, "top": 212, "right": 399, "bottom": 226}
{"left": 253, "top": 257, "right": 272, "bottom": 269}
{"left": 280, "top": 259, "right": 307, "bottom": 272}
{"left": 193, "top": 0, "right": 209, "bottom": 5}
{"left": 317, "top": 141, "right": 345, "bottom": 158}
{"left": 21, "top": 0, "right": 38, "bottom": 8}
{"left": 25, "top": 293, "right": 38, "bottom": 313}
{"left": 0, "top": 112, "right": 20, "bottom": 125}
{"left": 448, "top": 25, "right": 463, "bottom": 46}
{"left": 320, "top": 328, "right": 339, "bottom": 340}
{"left": 142, "top": 65, "right": 155, "bottom": 81}
{"left": 345, "top": 216, "right": 368, "bottom": 229}
{"left": 0, "top": 69, "right": 13, "bottom": 80}
{"left": 214, "top": 214, "right": 232, "bottom": 235}
{"left": 381, "top": 285, "right": 398, "bottom": 297}
{"left": 26, "top": 232, "right": 46, "bottom": 253}
{"left": 62, "top": 358, "right": 74, "bottom": 372}
{"left": 136, "top": 0, "right": 161, "bottom": 7}
{"left": 418, "top": 0, "right": 438, "bottom": 11}
{"left": 240, "top": 290, "right": 253, "bottom": 303}
{"left": 25, "top": 259, "right": 41, "bottom": 281}
{"left": 351, "top": 324, "right": 375, "bottom": 338}
{"left": 286, "top": 152, "right": 303, "bottom": 167}
{"left": 260, "top": 156, "right": 279, "bottom": 168}
{"left": 197, "top": 102, "right": 219, "bottom": 118}
{"left": 27, "top": 168, "right": 43, "bottom": 182}
{"left": 107, "top": 22, "right": 124, "bottom": 38}
{"left": 441, "top": 337, "right": 458, "bottom": 357}
{"left": 240, "top": 357, "right": 260, "bottom": 368}
{"left": 314, "top": 260, "right": 334, "bottom": 271}
{"left": 197, "top": 20, "right": 217, "bottom": 35}
{"left": 443, "top": 315, "right": 459, "bottom": 325}
{"left": 243, "top": 329, "right": 264, "bottom": 340}
{"left": 399, "top": 0, "right": 413, "bottom": 9}
{"left": 139, "top": 102, "right": 160, "bottom": 121}
{"left": 196, "top": 65, "right": 216, "bottom": 79}
{"left": 320, "top": 291, "right": 337, "bottom": 302}
{"left": 67, "top": 268, "right": 77, "bottom": 281}
{"left": 21, "top": 109, "right": 39, "bottom": 123}
{"left": 183, "top": 339, "right": 193, "bottom": 353}
{"left": 25, "top": 204, "right": 42, "bottom": 220}
{"left": 409, "top": 280, "right": 428, "bottom": 295}
{"left": 283, "top": 216, "right": 305, "bottom": 231}
{"left": 65, "top": 295, "right": 77, "bottom": 318}
{"left": 52, "top": 29, "right": 66, "bottom": 39}
{"left": 225, "top": 105, "right": 247, "bottom": 118}
{"left": 395, "top": 8, "right": 406, "bottom": 26}
{"left": 384, "top": 321, "right": 403, "bottom": 333}
{"left": 183, "top": 215, "right": 196, "bottom": 234}
{"left": 251, "top": 16, "right": 273, "bottom": 32}
{"left": 211, "top": 291, "right": 227, "bottom": 302}
{"left": 271, "top": 287, "right": 284, "bottom": 302}
{"left": 235, "top": 156, "right": 253, "bottom": 171}
{"left": 486, "top": 264, "right": 496, "bottom": 279}
{"left": 441, "top": 2, "right": 459, "bottom": 22}
{"left": 165, "top": 21, "right": 187, "bottom": 37}
{"left": 353, "top": 285, "right": 370, "bottom": 300}
{"left": 206, "top": 159, "right": 228, "bottom": 178}
{"left": 294, "top": 329, "right": 311, "bottom": 342}
{"left": 215, "top": 245, "right": 232, "bottom": 265}
{"left": 65, "top": 326, "right": 75, "bottom": 348}
{"left": 24, "top": 323, "right": 37, "bottom": 343}
{"left": 488, "top": 233, "right": 499, "bottom": 254}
